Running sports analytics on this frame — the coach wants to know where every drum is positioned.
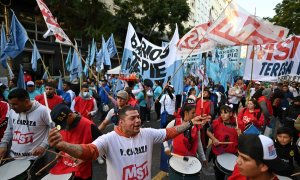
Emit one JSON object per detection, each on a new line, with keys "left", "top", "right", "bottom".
{"left": 169, "top": 156, "right": 202, "bottom": 180}
{"left": 0, "top": 159, "right": 31, "bottom": 179}
{"left": 243, "top": 123, "right": 260, "bottom": 135}
{"left": 276, "top": 175, "right": 292, "bottom": 180}
{"left": 42, "top": 173, "right": 73, "bottom": 180}
{"left": 215, "top": 153, "right": 237, "bottom": 175}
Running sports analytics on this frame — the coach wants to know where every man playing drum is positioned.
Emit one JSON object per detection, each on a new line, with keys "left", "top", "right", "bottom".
{"left": 48, "top": 105, "right": 211, "bottom": 180}
{"left": 0, "top": 88, "right": 52, "bottom": 179}
{"left": 48, "top": 103, "right": 102, "bottom": 180}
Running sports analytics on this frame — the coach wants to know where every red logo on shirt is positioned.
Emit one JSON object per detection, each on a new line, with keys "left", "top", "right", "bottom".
{"left": 12, "top": 131, "right": 34, "bottom": 144}
{"left": 122, "top": 161, "right": 149, "bottom": 180}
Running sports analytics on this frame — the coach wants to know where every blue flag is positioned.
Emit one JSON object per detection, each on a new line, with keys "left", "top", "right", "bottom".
{"left": 89, "top": 38, "right": 96, "bottom": 66}
{"left": 4, "top": 10, "right": 28, "bottom": 58}
{"left": 57, "top": 71, "right": 63, "bottom": 90}
{"left": 17, "top": 64, "right": 26, "bottom": 89}
{"left": 7, "top": 62, "right": 14, "bottom": 79}
{"left": 78, "top": 49, "right": 83, "bottom": 78}
{"left": 106, "top": 34, "right": 117, "bottom": 58}
{"left": 101, "top": 35, "right": 111, "bottom": 68}
{"left": 83, "top": 44, "right": 90, "bottom": 77}
{"left": 70, "top": 44, "right": 81, "bottom": 81}
{"left": 65, "top": 48, "right": 72, "bottom": 72}
{"left": 1, "top": 24, "right": 8, "bottom": 69}
{"left": 42, "top": 69, "right": 48, "bottom": 80}
{"left": 31, "top": 40, "right": 41, "bottom": 72}
{"left": 95, "top": 48, "right": 103, "bottom": 72}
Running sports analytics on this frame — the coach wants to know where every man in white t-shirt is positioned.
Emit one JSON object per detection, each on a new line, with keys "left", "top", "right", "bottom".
{"left": 48, "top": 105, "right": 211, "bottom": 180}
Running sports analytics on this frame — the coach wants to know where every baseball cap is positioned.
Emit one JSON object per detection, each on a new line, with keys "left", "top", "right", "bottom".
{"left": 168, "top": 85, "right": 174, "bottom": 89}
{"left": 238, "top": 134, "right": 290, "bottom": 176}
{"left": 254, "top": 81, "right": 261, "bottom": 85}
{"left": 117, "top": 90, "right": 128, "bottom": 100}
{"left": 184, "top": 98, "right": 196, "bottom": 105}
{"left": 27, "top": 81, "right": 34, "bottom": 86}
{"left": 50, "top": 103, "right": 72, "bottom": 129}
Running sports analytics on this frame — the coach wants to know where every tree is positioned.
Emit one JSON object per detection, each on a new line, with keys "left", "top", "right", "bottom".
{"left": 114, "top": 0, "right": 190, "bottom": 43}
{"left": 41, "top": 0, "right": 115, "bottom": 41}
{"left": 270, "top": 0, "right": 300, "bottom": 35}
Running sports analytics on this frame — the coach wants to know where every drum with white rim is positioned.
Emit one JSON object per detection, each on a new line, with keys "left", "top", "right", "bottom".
{"left": 276, "top": 175, "right": 292, "bottom": 180}
{"left": 169, "top": 156, "right": 202, "bottom": 179}
{"left": 42, "top": 173, "right": 73, "bottom": 180}
{"left": 215, "top": 153, "right": 237, "bottom": 175}
{"left": 0, "top": 159, "right": 31, "bottom": 179}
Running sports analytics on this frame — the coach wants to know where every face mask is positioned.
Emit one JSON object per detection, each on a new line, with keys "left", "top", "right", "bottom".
{"left": 83, "top": 92, "right": 89, "bottom": 98}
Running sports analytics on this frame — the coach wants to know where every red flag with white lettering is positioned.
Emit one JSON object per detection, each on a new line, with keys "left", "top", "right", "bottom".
{"left": 207, "top": 1, "right": 289, "bottom": 45}
{"left": 36, "top": 0, "right": 72, "bottom": 46}
{"left": 177, "top": 22, "right": 217, "bottom": 56}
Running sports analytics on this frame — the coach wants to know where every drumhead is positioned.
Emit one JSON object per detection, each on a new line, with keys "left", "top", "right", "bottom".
{"left": 169, "top": 156, "right": 201, "bottom": 175}
{"left": 276, "top": 175, "right": 292, "bottom": 180}
{"left": 216, "top": 153, "right": 237, "bottom": 172}
{"left": 42, "top": 173, "right": 73, "bottom": 180}
{"left": 0, "top": 159, "right": 31, "bottom": 179}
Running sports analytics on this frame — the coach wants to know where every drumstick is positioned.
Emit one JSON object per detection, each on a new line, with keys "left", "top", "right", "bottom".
{"left": 291, "top": 172, "right": 300, "bottom": 176}
{"left": 35, "top": 156, "right": 60, "bottom": 176}
{"left": 235, "top": 113, "right": 239, "bottom": 129}
{"left": 219, "top": 142, "right": 234, "bottom": 145}
{"left": 46, "top": 149, "right": 75, "bottom": 160}
{"left": 43, "top": 92, "right": 53, "bottom": 124}
{"left": 170, "top": 153, "right": 189, "bottom": 161}
{"left": 0, "top": 156, "right": 25, "bottom": 162}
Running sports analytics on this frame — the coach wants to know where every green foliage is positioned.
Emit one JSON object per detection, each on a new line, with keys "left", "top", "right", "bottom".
{"left": 114, "top": 0, "right": 190, "bottom": 43}
{"left": 270, "top": 0, "right": 300, "bottom": 35}
{"left": 45, "top": 0, "right": 114, "bottom": 41}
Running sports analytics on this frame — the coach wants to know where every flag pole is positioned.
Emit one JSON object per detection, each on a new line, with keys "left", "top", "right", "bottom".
{"left": 2, "top": 2, "right": 13, "bottom": 81}
{"left": 59, "top": 43, "right": 66, "bottom": 78}
{"left": 246, "top": 8, "right": 256, "bottom": 102}
{"left": 155, "top": 0, "right": 234, "bottom": 102}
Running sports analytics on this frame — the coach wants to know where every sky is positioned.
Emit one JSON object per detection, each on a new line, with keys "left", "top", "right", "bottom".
{"left": 235, "top": 0, "right": 282, "bottom": 18}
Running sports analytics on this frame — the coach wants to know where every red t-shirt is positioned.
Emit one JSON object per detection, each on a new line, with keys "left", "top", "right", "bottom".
{"left": 0, "top": 101, "right": 9, "bottom": 140}
{"left": 35, "top": 94, "right": 63, "bottom": 110}
{"left": 237, "top": 108, "right": 264, "bottom": 132}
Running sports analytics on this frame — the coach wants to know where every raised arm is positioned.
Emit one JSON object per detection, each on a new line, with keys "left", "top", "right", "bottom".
{"left": 48, "top": 128, "right": 99, "bottom": 161}
{"left": 165, "top": 115, "right": 211, "bottom": 141}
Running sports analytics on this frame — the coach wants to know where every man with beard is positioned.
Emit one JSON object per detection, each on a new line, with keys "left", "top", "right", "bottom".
{"left": 71, "top": 84, "right": 98, "bottom": 120}
{"left": 48, "top": 105, "right": 211, "bottom": 180}
{"left": 35, "top": 82, "right": 63, "bottom": 110}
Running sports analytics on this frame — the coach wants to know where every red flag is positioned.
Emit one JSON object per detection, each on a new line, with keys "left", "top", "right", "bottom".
{"left": 36, "top": 0, "right": 72, "bottom": 45}
{"left": 206, "top": 1, "right": 289, "bottom": 45}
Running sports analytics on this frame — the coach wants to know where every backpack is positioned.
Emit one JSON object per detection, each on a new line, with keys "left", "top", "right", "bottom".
{"left": 111, "top": 107, "right": 119, "bottom": 125}
{"left": 160, "top": 96, "right": 169, "bottom": 128}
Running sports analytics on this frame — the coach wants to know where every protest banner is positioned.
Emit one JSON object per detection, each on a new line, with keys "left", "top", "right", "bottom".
{"left": 244, "top": 36, "right": 300, "bottom": 81}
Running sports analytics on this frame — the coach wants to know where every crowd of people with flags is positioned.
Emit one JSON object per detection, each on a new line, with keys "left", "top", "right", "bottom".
{"left": 0, "top": 71, "right": 300, "bottom": 179}
{"left": 0, "top": 0, "right": 300, "bottom": 179}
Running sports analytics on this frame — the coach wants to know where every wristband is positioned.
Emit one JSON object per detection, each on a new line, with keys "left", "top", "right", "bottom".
{"left": 189, "top": 120, "right": 194, "bottom": 127}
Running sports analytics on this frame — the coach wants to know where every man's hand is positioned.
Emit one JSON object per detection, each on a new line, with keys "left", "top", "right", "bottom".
{"left": 48, "top": 128, "right": 64, "bottom": 149}
{"left": 191, "top": 114, "right": 211, "bottom": 125}
{"left": 0, "top": 147, "right": 7, "bottom": 158}
{"left": 32, "top": 146, "right": 46, "bottom": 156}
{"left": 212, "top": 138, "right": 220, "bottom": 146}
{"left": 164, "top": 149, "right": 171, "bottom": 156}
